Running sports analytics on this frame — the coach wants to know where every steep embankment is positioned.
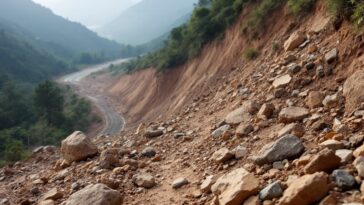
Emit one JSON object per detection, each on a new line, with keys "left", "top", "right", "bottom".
{"left": 109, "top": 1, "right": 331, "bottom": 126}
{"left": 3, "top": 1, "right": 364, "bottom": 205}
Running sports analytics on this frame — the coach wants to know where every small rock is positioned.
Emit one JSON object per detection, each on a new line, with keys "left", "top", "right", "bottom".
{"left": 332, "top": 169, "right": 356, "bottom": 190}
{"left": 304, "top": 148, "right": 341, "bottom": 174}
{"left": 211, "top": 168, "right": 259, "bottom": 205}
{"left": 212, "top": 125, "right": 231, "bottom": 138}
{"left": 172, "top": 177, "right": 189, "bottom": 189}
{"left": 322, "top": 94, "right": 339, "bottom": 108}
{"left": 144, "top": 128, "right": 163, "bottom": 138}
{"left": 236, "top": 123, "right": 254, "bottom": 137}
{"left": 235, "top": 146, "right": 248, "bottom": 159}
{"left": 284, "top": 32, "right": 307, "bottom": 51}
{"left": 132, "top": 173, "right": 156, "bottom": 189}
{"left": 254, "top": 134, "right": 304, "bottom": 165}
{"left": 42, "top": 188, "right": 63, "bottom": 200}
{"left": 257, "top": 103, "right": 275, "bottom": 119}
{"left": 141, "top": 147, "right": 156, "bottom": 158}
{"left": 62, "top": 184, "right": 122, "bottom": 205}
{"left": 211, "top": 148, "right": 234, "bottom": 163}
{"left": 353, "top": 157, "right": 364, "bottom": 177}
{"left": 335, "top": 149, "right": 353, "bottom": 163}
{"left": 278, "top": 172, "right": 330, "bottom": 205}
{"left": 243, "top": 196, "right": 261, "bottom": 205}
{"left": 200, "top": 175, "right": 216, "bottom": 194}
{"left": 273, "top": 75, "right": 292, "bottom": 88}
{"left": 277, "top": 123, "right": 305, "bottom": 138}
{"left": 99, "top": 149, "right": 119, "bottom": 169}
{"left": 306, "top": 91, "right": 324, "bottom": 109}
{"left": 259, "top": 181, "right": 283, "bottom": 200}
{"left": 316, "top": 65, "right": 325, "bottom": 78}
{"left": 287, "top": 63, "right": 301, "bottom": 74}
{"left": 279, "top": 107, "right": 310, "bottom": 123}
{"left": 325, "top": 48, "right": 338, "bottom": 64}
{"left": 319, "top": 139, "right": 345, "bottom": 150}
{"left": 225, "top": 107, "right": 251, "bottom": 125}
{"left": 38, "top": 200, "right": 55, "bottom": 205}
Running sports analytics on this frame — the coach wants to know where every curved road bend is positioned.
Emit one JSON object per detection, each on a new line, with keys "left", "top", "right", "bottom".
{"left": 60, "top": 58, "right": 128, "bottom": 136}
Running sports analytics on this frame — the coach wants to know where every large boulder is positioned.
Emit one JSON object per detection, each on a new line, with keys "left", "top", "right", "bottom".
{"left": 61, "top": 131, "right": 98, "bottom": 163}
{"left": 62, "top": 184, "right": 122, "bottom": 205}
{"left": 278, "top": 172, "right": 330, "bottom": 205}
{"left": 253, "top": 134, "right": 304, "bottom": 165}
{"left": 279, "top": 107, "right": 310, "bottom": 123}
{"left": 211, "top": 168, "right": 259, "bottom": 205}
{"left": 343, "top": 69, "right": 364, "bottom": 113}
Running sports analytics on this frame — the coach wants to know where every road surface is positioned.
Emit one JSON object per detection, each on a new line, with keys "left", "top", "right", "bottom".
{"left": 60, "top": 59, "right": 128, "bottom": 136}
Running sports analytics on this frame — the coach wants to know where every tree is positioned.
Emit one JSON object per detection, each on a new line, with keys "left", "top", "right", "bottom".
{"left": 34, "top": 81, "right": 65, "bottom": 126}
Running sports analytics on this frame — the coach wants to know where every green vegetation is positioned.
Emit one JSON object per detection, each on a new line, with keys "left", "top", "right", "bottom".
{"left": 0, "top": 80, "right": 97, "bottom": 165}
{"left": 326, "top": 0, "right": 364, "bottom": 28}
{"left": 244, "top": 47, "right": 259, "bottom": 60}
{"left": 287, "top": 0, "right": 316, "bottom": 15}
{"left": 113, "top": 0, "right": 250, "bottom": 72}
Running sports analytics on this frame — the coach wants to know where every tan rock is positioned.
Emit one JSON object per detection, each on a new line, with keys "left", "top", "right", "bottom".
{"left": 225, "top": 107, "right": 251, "bottom": 125}
{"left": 211, "top": 168, "right": 259, "bottom": 205}
{"left": 319, "top": 140, "right": 344, "bottom": 150}
{"left": 99, "top": 149, "right": 119, "bottom": 169}
{"left": 343, "top": 69, "right": 364, "bottom": 113}
{"left": 272, "top": 75, "right": 292, "bottom": 88}
{"left": 62, "top": 184, "right": 122, "bottom": 205}
{"left": 304, "top": 148, "right": 341, "bottom": 174}
{"left": 201, "top": 175, "right": 216, "bottom": 194}
{"left": 279, "top": 172, "right": 330, "bottom": 205}
{"left": 306, "top": 91, "right": 324, "bottom": 108}
{"left": 243, "top": 196, "right": 261, "bottom": 205}
{"left": 284, "top": 32, "right": 306, "bottom": 51}
{"left": 132, "top": 173, "right": 156, "bottom": 189}
{"left": 61, "top": 131, "right": 98, "bottom": 163}
{"left": 38, "top": 200, "right": 55, "bottom": 205}
{"left": 277, "top": 123, "right": 305, "bottom": 138}
{"left": 353, "top": 144, "right": 364, "bottom": 158}
{"left": 257, "top": 103, "right": 275, "bottom": 119}
{"left": 279, "top": 107, "right": 310, "bottom": 123}
{"left": 211, "top": 148, "right": 234, "bottom": 163}
{"left": 42, "top": 188, "right": 63, "bottom": 200}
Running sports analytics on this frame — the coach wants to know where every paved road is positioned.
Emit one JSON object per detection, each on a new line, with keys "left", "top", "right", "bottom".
{"left": 60, "top": 58, "right": 128, "bottom": 136}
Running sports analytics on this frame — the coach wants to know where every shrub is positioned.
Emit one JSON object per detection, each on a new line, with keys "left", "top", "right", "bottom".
{"left": 287, "top": 0, "right": 316, "bottom": 15}
{"left": 352, "top": 2, "right": 364, "bottom": 28}
{"left": 272, "top": 41, "right": 280, "bottom": 51}
{"left": 244, "top": 47, "right": 259, "bottom": 60}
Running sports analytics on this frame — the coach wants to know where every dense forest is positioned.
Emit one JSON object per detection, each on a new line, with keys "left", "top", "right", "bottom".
{"left": 115, "top": 0, "right": 364, "bottom": 73}
{"left": 0, "top": 80, "right": 98, "bottom": 166}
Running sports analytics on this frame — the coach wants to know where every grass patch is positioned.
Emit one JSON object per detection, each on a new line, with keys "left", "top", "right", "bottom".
{"left": 244, "top": 47, "right": 259, "bottom": 60}
{"left": 287, "top": 0, "right": 316, "bottom": 15}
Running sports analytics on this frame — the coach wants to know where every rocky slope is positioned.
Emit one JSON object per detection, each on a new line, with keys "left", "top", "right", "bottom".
{"left": 2, "top": 1, "right": 364, "bottom": 205}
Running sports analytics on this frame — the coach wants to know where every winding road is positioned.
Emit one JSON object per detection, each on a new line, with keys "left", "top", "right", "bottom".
{"left": 60, "top": 58, "right": 128, "bottom": 136}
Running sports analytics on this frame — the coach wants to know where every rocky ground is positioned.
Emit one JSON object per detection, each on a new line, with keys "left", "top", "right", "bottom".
{"left": 2, "top": 6, "right": 364, "bottom": 205}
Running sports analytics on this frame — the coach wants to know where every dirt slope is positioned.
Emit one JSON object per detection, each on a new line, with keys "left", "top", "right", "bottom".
{"left": 2, "top": 1, "right": 364, "bottom": 205}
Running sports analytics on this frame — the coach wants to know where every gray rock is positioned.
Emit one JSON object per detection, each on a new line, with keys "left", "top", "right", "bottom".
{"left": 225, "top": 107, "right": 251, "bottom": 125}
{"left": 325, "top": 48, "right": 338, "bottom": 64}
{"left": 172, "top": 177, "right": 189, "bottom": 189}
{"left": 316, "top": 65, "right": 325, "bottom": 78}
{"left": 144, "top": 129, "right": 163, "bottom": 138}
{"left": 141, "top": 147, "right": 156, "bottom": 158}
{"left": 259, "top": 181, "right": 283, "bottom": 200}
{"left": 253, "top": 134, "right": 304, "bottom": 165}
{"left": 332, "top": 169, "right": 356, "bottom": 190}
{"left": 335, "top": 149, "right": 353, "bottom": 163}
{"left": 62, "top": 184, "right": 122, "bottom": 205}
{"left": 211, "top": 125, "right": 230, "bottom": 138}
{"left": 288, "top": 63, "right": 301, "bottom": 74}
{"left": 279, "top": 107, "right": 310, "bottom": 123}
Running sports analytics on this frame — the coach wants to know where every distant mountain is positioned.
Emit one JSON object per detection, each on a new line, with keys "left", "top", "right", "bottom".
{"left": 0, "top": 0, "right": 121, "bottom": 56}
{"left": 0, "top": 22, "right": 71, "bottom": 84}
{"left": 98, "top": 0, "right": 197, "bottom": 45}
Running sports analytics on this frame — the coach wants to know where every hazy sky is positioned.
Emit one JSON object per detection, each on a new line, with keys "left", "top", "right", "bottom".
{"left": 32, "top": 0, "right": 142, "bottom": 29}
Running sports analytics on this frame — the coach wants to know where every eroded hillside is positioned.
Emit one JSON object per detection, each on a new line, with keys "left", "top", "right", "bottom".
{"left": 2, "top": 0, "right": 364, "bottom": 205}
